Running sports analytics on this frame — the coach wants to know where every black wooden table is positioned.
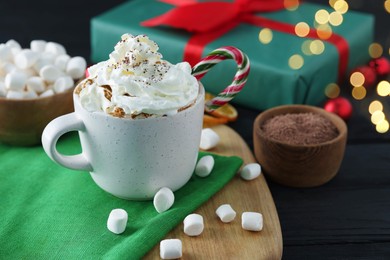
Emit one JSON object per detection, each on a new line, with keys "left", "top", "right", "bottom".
{"left": 1, "top": 0, "right": 389, "bottom": 258}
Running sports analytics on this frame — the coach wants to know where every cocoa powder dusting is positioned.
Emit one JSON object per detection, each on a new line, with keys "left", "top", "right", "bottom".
{"left": 261, "top": 112, "right": 339, "bottom": 145}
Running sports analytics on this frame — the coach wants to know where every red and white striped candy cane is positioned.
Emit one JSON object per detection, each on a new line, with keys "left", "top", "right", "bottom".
{"left": 192, "top": 46, "right": 250, "bottom": 112}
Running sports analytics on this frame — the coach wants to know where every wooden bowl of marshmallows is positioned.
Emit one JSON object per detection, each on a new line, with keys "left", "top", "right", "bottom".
{"left": 0, "top": 39, "right": 86, "bottom": 146}
{"left": 253, "top": 104, "right": 347, "bottom": 188}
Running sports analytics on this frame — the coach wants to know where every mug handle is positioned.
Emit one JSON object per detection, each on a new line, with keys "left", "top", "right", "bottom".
{"left": 192, "top": 46, "right": 250, "bottom": 112}
{"left": 41, "top": 112, "right": 92, "bottom": 172}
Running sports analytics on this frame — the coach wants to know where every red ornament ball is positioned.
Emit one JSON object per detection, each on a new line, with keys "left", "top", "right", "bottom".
{"left": 324, "top": 97, "right": 353, "bottom": 121}
{"left": 369, "top": 57, "right": 390, "bottom": 77}
{"left": 351, "top": 66, "right": 377, "bottom": 88}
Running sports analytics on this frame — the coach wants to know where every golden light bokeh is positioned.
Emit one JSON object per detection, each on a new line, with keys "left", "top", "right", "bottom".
{"left": 333, "top": 0, "right": 349, "bottom": 14}
{"left": 329, "top": 11, "right": 343, "bottom": 26}
{"left": 352, "top": 86, "right": 366, "bottom": 100}
{"left": 295, "top": 22, "right": 310, "bottom": 37}
{"left": 350, "top": 71, "right": 365, "bottom": 87}
{"left": 316, "top": 24, "right": 333, "bottom": 40}
{"left": 315, "top": 9, "right": 330, "bottom": 24}
{"left": 376, "top": 120, "right": 389, "bottom": 133}
{"left": 324, "top": 83, "right": 340, "bottom": 98}
{"left": 368, "top": 100, "right": 383, "bottom": 114}
{"left": 385, "top": 0, "right": 390, "bottom": 13}
{"left": 369, "top": 43, "right": 383, "bottom": 58}
{"left": 329, "top": 0, "right": 338, "bottom": 8}
{"left": 289, "top": 54, "right": 304, "bottom": 70}
{"left": 371, "top": 110, "right": 385, "bottom": 125}
{"left": 258, "top": 28, "right": 273, "bottom": 44}
{"left": 377, "top": 80, "right": 390, "bottom": 96}
{"left": 310, "top": 40, "right": 325, "bottom": 55}
{"left": 284, "top": 0, "right": 300, "bottom": 11}
{"left": 301, "top": 40, "right": 313, "bottom": 56}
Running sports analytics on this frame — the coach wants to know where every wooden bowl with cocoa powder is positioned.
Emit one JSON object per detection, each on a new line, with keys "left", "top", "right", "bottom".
{"left": 253, "top": 104, "right": 347, "bottom": 188}
{"left": 0, "top": 87, "right": 74, "bottom": 146}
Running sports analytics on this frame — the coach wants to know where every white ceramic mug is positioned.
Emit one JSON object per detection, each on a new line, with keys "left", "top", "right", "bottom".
{"left": 42, "top": 84, "right": 204, "bottom": 200}
{"left": 42, "top": 47, "right": 249, "bottom": 200}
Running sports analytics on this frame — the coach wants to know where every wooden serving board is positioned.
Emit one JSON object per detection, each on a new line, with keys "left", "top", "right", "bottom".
{"left": 144, "top": 125, "right": 283, "bottom": 259}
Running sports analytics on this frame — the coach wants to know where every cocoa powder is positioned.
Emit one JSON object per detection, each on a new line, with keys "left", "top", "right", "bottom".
{"left": 261, "top": 112, "right": 339, "bottom": 145}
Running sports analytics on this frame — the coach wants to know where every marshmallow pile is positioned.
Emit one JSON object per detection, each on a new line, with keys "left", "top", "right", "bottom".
{"left": 0, "top": 39, "right": 86, "bottom": 99}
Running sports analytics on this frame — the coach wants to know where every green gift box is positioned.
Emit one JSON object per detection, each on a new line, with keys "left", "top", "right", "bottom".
{"left": 91, "top": 0, "right": 374, "bottom": 111}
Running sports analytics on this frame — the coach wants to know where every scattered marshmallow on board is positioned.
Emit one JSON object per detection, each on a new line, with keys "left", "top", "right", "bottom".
{"left": 0, "top": 39, "right": 86, "bottom": 99}
{"left": 195, "top": 155, "right": 215, "bottom": 177}
{"left": 199, "top": 128, "right": 220, "bottom": 150}
{"left": 240, "top": 163, "right": 262, "bottom": 181}
{"left": 242, "top": 212, "right": 263, "bottom": 232}
{"left": 216, "top": 204, "right": 237, "bottom": 223}
{"left": 183, "top": 213, "right": 204, "bottom": 236}
{"left": 107, "top": 208, "right": 128, "bottom": 235}
{"left": 153, "top": 187, "right": 175, "bottom": 213}
{"left": 160, "top": 239, "right": 182, "bottom": 259}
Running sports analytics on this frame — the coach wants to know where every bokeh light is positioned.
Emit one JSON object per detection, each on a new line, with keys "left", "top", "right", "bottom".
{"left": 315, "top": 9, "right": 330, "bottom": 24}
{"left": 377, "top": 80, "right": 390, "bottom": 96}
{"left": 352, "top": 86, "right": 366, "bottom": 100}
{"left": 385, "top": 0, "right": 390, "bottom": 13}
{"left": 289, "top": 54, "right": 304, "bottom": 69}
{"left": 316, "top": 24, "right": 333, "bottom": 40}
{"left": 350, "top": 71, "right": 365, "bottom": 87}
{"left": 368, "top": 100, "right": 383, "bottom": 114}
{"left": 333, "top": 0, "right": 349, "bottom": 14}
{"left": 329, "top": 0, "right": 338, "bottom": 8}
{"left": 369, "top": 43, "right": 383, "bottom": 58}
{"left": 324, "top": 83, "right": 340, "bottom": 98}
{"left": 329, "top": 11, "right": 343, "bottom": 26}
{"left": 376, "top": 120, "right": 389, "bottom": 133}
{"left": 259, "top": 28, "right": 273, "bottom": 44}
{"left": 295, "top": 22, "right": 310, "bottom": 37}
{"left": 310, "top": 40, "right": 325, "bottom": 55}
{"left": 371, "top": 110, "right": 385, "bottom": 124}
{"left": 301, "top": 40, "right": 313, "bottom": 56}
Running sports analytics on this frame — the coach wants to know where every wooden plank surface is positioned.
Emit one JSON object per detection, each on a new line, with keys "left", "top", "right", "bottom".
{"left": 145, "top": 125, "right": 283, "bottom": 259}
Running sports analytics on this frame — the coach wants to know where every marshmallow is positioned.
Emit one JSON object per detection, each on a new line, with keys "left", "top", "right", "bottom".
{"left": 6, "top": 90, "right": 25, "bottom": 99}
{"left": 5, "top": 39, "right": 21, "bottom": 50}
{"left": 0, "top": 62, "right": 16, "bottom": 76}
{"left": 40, "top": 89, "right": 54, "bottom": 98}
{"left": 195, "top": 155, "right": 214, "bottom": 177}
{"left": 26, "top": 76, "right": 46, "bottom": 93}
{"left": 30, "top": 40, "right": 47, "bottom": 53}
{"left": 54, "top": 54, "right": 70, "bottom": 71}
{"left": 39, "top": 64, "right": 63, "bottom": 82}
{"left": 53, "top": 76, "right": 74, "bottom": 93}
{"left": 24, "top": 89, "right": 38, "bottom": 99}
{"left": 183, "top": 213, "right": 204, "bottom": 236}
{"left": 200, "top": 128, "right": 220, "bottom": 150}
{"left": 107, "top": 208, "right": 128, "bottom": 234}
{"left": 242, "top": 212, "right": 263, "bottom": 232}
{"left": 160, "top": 239, "right": 182, "bottom": 260}
{"left": 153, "top": 187, "right": 175, "bottom": 213}
{"left": 240, "top": 163, "right": 262, "bottom": 181}
{"left": 45, "top": 41, "right": 66, "bottom": 56}
{"left": 14, "top": 49, "right": 39, "bottom": 69}
{"left": 216, "top": 204, "right": 236, "bottom": 223}
{"left": 33, "top": 56, "right": 54, "bottom": 72}
{"left": 66, "top": 56, "right": 87, "bottom": 79}
{"left": 5, "top": 71, "right": 27, "bottom": 91}
{"left": 0, "top": 44, "right": 12, "bottom": 61}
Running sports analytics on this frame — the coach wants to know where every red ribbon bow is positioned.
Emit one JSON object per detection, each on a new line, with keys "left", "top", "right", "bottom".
{"left": 142, "top": 0, "right": 349, "bottom": 81}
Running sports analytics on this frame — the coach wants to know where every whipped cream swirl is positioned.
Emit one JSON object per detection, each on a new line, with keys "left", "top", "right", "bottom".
{"left": 77, "top": 34, "right": 199, "bottom": 118}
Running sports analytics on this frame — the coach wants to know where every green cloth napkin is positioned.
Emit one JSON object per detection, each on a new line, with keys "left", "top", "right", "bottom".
{"left": 0, "top": 133, "right": 242, "bottom": 259}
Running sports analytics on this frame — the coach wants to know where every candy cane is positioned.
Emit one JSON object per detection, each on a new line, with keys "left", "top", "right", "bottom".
{"left": 192, "top": 46, "right": 250, "bottom": 112}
